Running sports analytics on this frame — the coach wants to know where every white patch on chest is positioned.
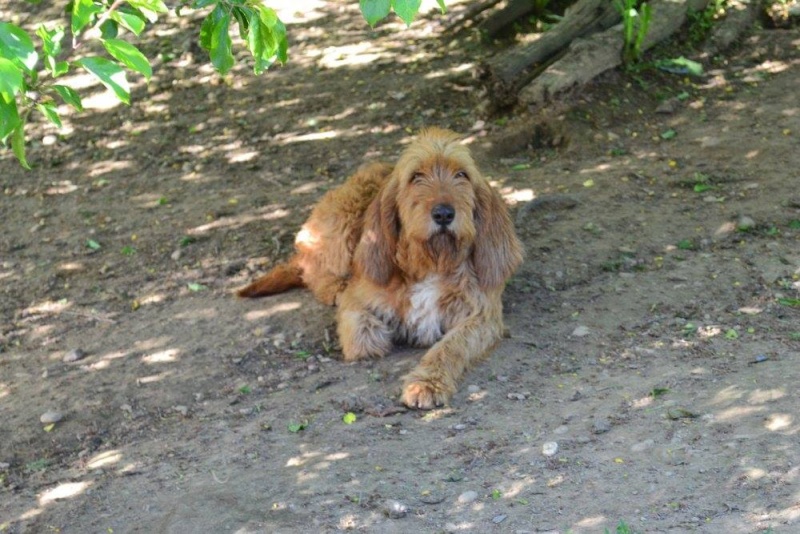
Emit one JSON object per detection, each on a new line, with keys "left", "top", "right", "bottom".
{"left": 404, "top": 275, "right": 443, "bottom": 346}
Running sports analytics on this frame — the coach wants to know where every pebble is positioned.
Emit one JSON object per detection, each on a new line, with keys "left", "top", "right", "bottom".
{"left": 467, "top": 384, "right": 481, "bottom": 394}
{"left": 40, "top": 410, "right": 63, "bottom": 424}
{"left": 507, "top": 392, "right": 528, "bottom": 401}
{"left": 492, "top": 514, "right": 508, "bottom": 524}
{"left": 631, "top": 439, "right": 654, "bottom": 452}
{"left": 63, "top": 348, "right": 87, "bottom": 363}
{"left": 457, "top": 490, "right": 479, "bottom": 504}
{"left": 452, "top": 424, "right": 467, "bottom": 431}
{"left": 383, "top": 500, "right": 408, "bottom": 519}
{"left": 554, "top": 425, "right": 569, "bottom": 435}
{"left": 173, "top": 405, "right": 189, "bottom": 416}
{"left": 592, "top": 419, "right": 612, "bottom": 434}
{"left": 542, "top": 441, "right": 559, "bottom": 457}
{"left": 571, "top": 325, "right": 591, "bottom": 337}
{"left": 737, "top": 215, "right": 756, "bottom": 231}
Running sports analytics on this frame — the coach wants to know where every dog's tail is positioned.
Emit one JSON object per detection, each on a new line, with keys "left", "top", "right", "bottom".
{"left": 237, "top": 257, "right": 305, "bottom": 298}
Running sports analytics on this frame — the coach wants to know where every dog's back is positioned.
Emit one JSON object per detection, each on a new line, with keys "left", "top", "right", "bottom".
{"left": 237, "top": 162, "right": 393, "bottom": 305}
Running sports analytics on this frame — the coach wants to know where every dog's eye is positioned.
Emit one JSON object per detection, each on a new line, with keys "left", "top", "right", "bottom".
{"left": 410, "top": 172, "right": 425, "bottom": 185}
{"left": 455, "top": 171, "right": 469, "bottom": 181}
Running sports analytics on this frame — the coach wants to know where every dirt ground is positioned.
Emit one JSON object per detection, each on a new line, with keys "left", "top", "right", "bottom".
{"left": 1, "top": 2, "right": 799, "bottom": 532}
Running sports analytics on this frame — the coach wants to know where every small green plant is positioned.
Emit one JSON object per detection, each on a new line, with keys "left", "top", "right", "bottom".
{"left": 238, "top": 385, "right": 252, "bottom": 394}
{"left": 287, "top": 420, "right": 308, "bottom": 433}
{"left": 490, "top": 489, "right": 502, "bottom": 500}
{"left": 615, "top": 0, "right": 652, "bottom": 64}
{"left": 604, "top": 519, "right": 638, "bottom": 534}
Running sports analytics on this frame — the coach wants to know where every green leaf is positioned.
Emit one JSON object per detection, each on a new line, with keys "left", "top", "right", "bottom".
{"left": 187, "top": 282, "right": 206, "bottom": 291}
{"left": 693, "top": 183, "right": 713, "bottom": 193}
{"left": 71, "top": 0, "right": 102, "bottom": 35}
{"left": 111, "top": 9, "right": 147, "bottom": 35}
{"left": 288, "top": 420, "right": 308, "bottom": 433}
{"left": 778, "top": 297, "right": 800, "bottom": 307}
{"left": 103, "top": 38, "right": 152, "bottom": 80}
{"left": 435, "top": 0, "right": 446, "bottom": 13}
{"left": 86, "top": 239, "right": 102, "bottom": 250}
{"left": 11, "top": 122, "right": 30, "bottom": 169}
{"left": 75, "top": 56, "right": 131, "bottom": 105}
{"left": 36, "top": 102, "right": 62, "bottom": 128}
{"left": 342, "top": 412, "right": 357, "bottom": 424}
{"left": 0, "top": 92, "right": 22, "bottom": 142}
{"left": 125, "top": 0, "right": 168, "bottom": 22}
{"left": 201, "top": 9, "right": 234, "bottom": 75}
{"left": 36, "top": 24, "right": 64, "bottom": 58}
{"left": 0, "top": 57, "right": 24, "bottom": 99}
{"left": 121, "top": 245, "right": 137, "bottom": 256}
{"left": 788, "top": 220, "right": 800, "bottom": 230}
{"left": 100, "top": 19, "right": 119, "bottom": 40}
{"left": 0, "top": 22, "right": 39, "bottom": 73}
{"left": 52, "top": 84, "right": 84, "bottom": 111}
{"left": 360, "top": 0, "right": 391, "bottom": 26}
{"left": 392, "top": 0, "right": 422, "bottom": 26}
{"left": 660, "top": 129, "right": 677, "bottom": 140}
{"left": 192, "top": 0, "right": 217, "bottom": 7}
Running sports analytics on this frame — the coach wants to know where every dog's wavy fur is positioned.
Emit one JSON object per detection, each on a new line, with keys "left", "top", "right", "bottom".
{"left": 238, "top": 128, "right": 523, "bottom": 409}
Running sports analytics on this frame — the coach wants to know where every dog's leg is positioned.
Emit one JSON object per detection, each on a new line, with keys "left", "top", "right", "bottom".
{"left": 336, "top": 289, "right": 393, "bottom": 361}
{"left": 401, "top": 313, "right": 503, "bottom": 409}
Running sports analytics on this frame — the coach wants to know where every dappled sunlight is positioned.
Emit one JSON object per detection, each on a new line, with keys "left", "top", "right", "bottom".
{"left": 133, "top": 336, "right": 173, "bottom": 352}
{"left": 272, "top": 0, "right": 328, "bottom": 24}
{"left": 710, "top": 385, "right": 745, "bottom": 405}
{"left": 141, "top": 348, "right": 180, "bottom": 364}
{"left": 245, "top": 301, "right": 303, "bottom": 321}
{"left": 88, "top": 159, "right": 134, "bottom": 178}
{"left": 136, "top": 371, "right": 172, "bottom": 385}
{"left": 424, "top": 62, "right": 474, "bottom": 80}
{"left": 174, "top": 307, "right": 218, "bottom": 321}
{"left": 748, "top": 388, "right": 786, "bottom": 404}
{"left": 39, "top": 480, "right": 92, "bottom": 506}
{"left": 0, "top": 383, "right": 9, "bottom": 400}
{"left": 715, "top": 405, "right": 765, "bottom": 422}
{"left": 575, "top": 515, "right": 609, "bottom": 529}
{"left": 764, "top": 413, "right": 793, "bottom": 432}
{"left": 188, "top": 206, "right": 291, "bottom": 235}
{"left": 502, "top": 187, "right": 536, "bottom": 205}
{"left": 86, "top": 450, "right": 123, "bottom": 470}
{"left": 316, "top": 42, "right": 392, "bottom": 69}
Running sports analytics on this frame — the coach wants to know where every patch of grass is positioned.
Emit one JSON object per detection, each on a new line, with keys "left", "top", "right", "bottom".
{"left": 25, "top": 459, "right": 49, "bottom": 473}
{"left": 605, "top": 519, "right": 639, "bottom": 534}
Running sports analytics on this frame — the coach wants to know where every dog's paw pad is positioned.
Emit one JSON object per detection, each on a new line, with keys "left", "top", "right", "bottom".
{"left": 401, "top": 381, "right": 447, "bottom": 410}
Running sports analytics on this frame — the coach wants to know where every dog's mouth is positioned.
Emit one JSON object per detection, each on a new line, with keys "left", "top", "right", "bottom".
{"left": 425, "top": 230, "right": 459, "bottom": 258}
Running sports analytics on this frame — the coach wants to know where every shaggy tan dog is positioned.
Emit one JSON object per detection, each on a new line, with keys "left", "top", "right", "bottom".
{"left": 238, "top": 128, "right": 523, "bottom": 409}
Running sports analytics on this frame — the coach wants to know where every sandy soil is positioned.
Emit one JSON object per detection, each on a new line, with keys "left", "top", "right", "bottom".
{"left": 1, "top": 2, "right": 799, "bottom": 533}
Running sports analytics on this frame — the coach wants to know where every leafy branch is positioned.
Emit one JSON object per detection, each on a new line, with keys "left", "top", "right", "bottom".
{"left": 2, "top": 0, "right": 437, "bottom": 168}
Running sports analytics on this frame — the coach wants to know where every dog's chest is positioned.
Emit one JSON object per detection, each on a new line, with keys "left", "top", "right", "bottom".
{"left": 403, "top": 275, "right": 443, "bottom": 346}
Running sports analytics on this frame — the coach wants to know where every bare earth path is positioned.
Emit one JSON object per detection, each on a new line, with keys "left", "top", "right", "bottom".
{"left": 1, "top": 3, "right": 799, "bottom": 532}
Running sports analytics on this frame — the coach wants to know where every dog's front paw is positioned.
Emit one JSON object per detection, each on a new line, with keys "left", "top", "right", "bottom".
{"left": 401, "top": 380, "right": 450, "bottom": 410}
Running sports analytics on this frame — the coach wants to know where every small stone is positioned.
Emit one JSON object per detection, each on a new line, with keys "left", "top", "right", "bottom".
{"left": 173, "top": 405, "right": 188, "bottom": 416}
{"left": 631, "top": 439, "right": 655, "bottom": 452}
{"left": 458, "top": 490, "right": 479, "bottom": 504}
{"left": 42, "top": 134, "right": 58, "bottom": 146}
{"left": 667, "top": 406, "right": 700, "bottom": 420}
{"left": 592, "top": 419, "right": 612, "bottom": 434}
{"left": 171, "top": 248, "right": 182, "bottom": 261}
{"left": 571, "top": 325, "right": 591, "bottom": 337}
{"left": 507, "top": 392, "right": 527, "bottom": 401}
{"left": 452, "top": 424, "right": 467, "bottom": 431}
{"left": 492, "top": 514, "right": 508, "bottom": 524}
{"left": 467, "top": 384, "right": 481, "bottom": 394}
{"left": 542, "top": 441, "right": 559, "bottom": 457}
{"left": 554, "top": 425, "right": 569, "bottom": 435}
{"left": 384, "top": 500, "right": 409, "bottom": 519}
{"left": 40, "top": 410, "right": 63, "bottom": 424}
{"left": 120, "top": 403, "right": 133, "bottom": 413}
{"left": 736, "top": 215, "right": 756, "bottom": 231}
{"left": 63, "top": 348, "right": 87, "bottom": 363}
{"left": 655, "top": 98, "right": 679, "bottom": 114}
{"left": 0, "top": 462, "right": 9, "bottom": 470}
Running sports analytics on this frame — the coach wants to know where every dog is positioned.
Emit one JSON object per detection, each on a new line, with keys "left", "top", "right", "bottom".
{"left": 238, "top": 128, "right": 523, "bottom": 409}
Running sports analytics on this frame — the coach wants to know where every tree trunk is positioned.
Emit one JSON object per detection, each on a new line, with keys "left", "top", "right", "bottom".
{"left": 518, "top": 0, "right": 710, "bottom": 109}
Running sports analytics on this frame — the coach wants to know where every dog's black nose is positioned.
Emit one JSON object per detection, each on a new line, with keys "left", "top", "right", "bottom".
{"left": 431, "top": 203, "right": 455, "bottom": 227}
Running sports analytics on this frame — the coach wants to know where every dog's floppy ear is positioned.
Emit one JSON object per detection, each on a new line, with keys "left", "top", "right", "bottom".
{"left": 354, "top": 177, "right": 400, "bottom": 286}
{"left": 472, "top": 182, "right": 523, "bottom": 288}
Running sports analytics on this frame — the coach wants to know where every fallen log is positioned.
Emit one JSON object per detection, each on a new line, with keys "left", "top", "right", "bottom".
{"left": 476, "top": 0, "right": 621, "bottom": 109}
{"left": 518, "top": 0, "right": 710, "bottom": 109}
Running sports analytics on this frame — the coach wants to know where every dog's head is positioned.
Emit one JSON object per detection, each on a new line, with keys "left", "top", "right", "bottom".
{"left": 355, "top": 128, "right": 523, "bottom": 288}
